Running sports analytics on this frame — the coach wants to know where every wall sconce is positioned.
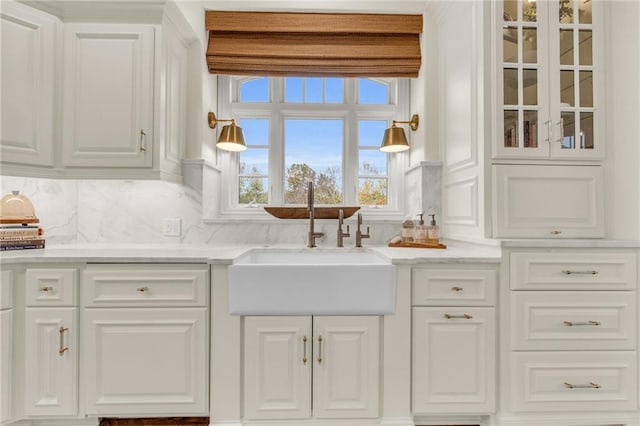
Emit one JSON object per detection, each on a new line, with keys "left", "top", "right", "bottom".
{"left": 208, "top": 112, "right": 247, "bottom": 152}
{"left": 380, "top": 114, "right": 419, "bottom": 153}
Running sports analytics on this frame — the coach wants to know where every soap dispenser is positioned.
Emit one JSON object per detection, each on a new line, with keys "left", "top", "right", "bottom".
{"left": 401, "top": 216, "right": 415, "bottom": 242}
{"left": 427, "top": 214, "right": 440, "bottom": 245}
{"left": 414, "top": 213, "right": 428, "bottom": 244}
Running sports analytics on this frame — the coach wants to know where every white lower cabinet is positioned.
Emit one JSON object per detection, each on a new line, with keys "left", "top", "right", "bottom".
{"left": 24, "top": 307, "right": 78, "bottom": 416}
{"left": 0, "top": 310, "right": 12, "bottom": 425}
{"left": 243, "top": 315, "right": 380, "bottom": 421}
{"left": 412, "top": 307, "right": 496, "bottom": 413}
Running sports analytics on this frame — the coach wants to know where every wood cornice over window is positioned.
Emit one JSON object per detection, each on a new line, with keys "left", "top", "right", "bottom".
{"left": 205, "top": 11, "right": 423, "bottom": 77}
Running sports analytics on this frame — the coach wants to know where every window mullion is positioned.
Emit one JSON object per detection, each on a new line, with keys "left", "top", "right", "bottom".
{"left": 344, "top": 109, "right": 358, "bottom": 205}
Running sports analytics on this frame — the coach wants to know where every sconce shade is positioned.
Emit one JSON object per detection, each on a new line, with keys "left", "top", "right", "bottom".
{"left": 216, "top": 123, "right": 247, "bottom": 152}
{"left": 380, "top": 126, "right": 410, "bottom": 152}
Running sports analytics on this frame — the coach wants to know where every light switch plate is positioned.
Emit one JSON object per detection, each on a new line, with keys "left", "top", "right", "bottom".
{"left": 162, "top": 218, "right": 182, "bottom": 237}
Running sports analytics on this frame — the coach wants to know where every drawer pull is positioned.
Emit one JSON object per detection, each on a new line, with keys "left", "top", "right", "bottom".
{"left": 561, "top": 270, "right": 599, "bottom": 275}
{"left": 563, "top": 320, "right": 601, "bottom": 327}
{"left": 317, "top": 335, "right": 323, "bottom": 364}
{"left": 444, "top": 313, "right": 473, "bottom": 320}
{"left": 564, "top": 382, "right": 601, "bottom": 389}
{"left": 59, "top": 327, "right": 69, "bottom": 355}
{"left": 451, "top": 286, "right": 464, "bottom": 292}
{"left": 40, "top": 286, "right": 53, "bottom": 292}
{"left": 136, "top": 287, "right": 149, "bottom": 292}
{"left": 550, "top": 230, "right": 562, "bottom": 235}
{"left": 302, "top": 336, "right": 308, "bottom": 365}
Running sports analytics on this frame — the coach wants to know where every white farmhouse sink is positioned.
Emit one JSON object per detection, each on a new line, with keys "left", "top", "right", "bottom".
{"left": 228, "top": 249, "right": 396, "bottom": 315}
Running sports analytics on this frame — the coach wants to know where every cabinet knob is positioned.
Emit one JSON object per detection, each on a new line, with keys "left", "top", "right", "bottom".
{"left": 550, "top": 230, "right": 562, "bottom": 235}
{"left": 136, "top": 286, "right": 149, "bottom": 292}
{"left": 451, "top": 286, "right": 464, "bottom": 292}
{"left": 40, "top": 286, "right": 53, "bottom": 292}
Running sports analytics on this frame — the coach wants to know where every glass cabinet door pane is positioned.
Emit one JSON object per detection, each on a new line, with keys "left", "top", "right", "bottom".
{"left": 503, "top": 27, "right": 518, "bottom": 62}
{"left": 580, "top": 112, "right": 594, "bottom": 149}
{"left": 560, "top": 70, "right": 575, "bottom": 106}
{"left": 522, "top": 0, "right": 537, "bottom": 21}
{"left": 579, "top": 30, "right": 593, "bottom": 65}
{"left": 523, "top": 111, "right": 538, "bottom": 148}
{"left": 561, "top": 112, "right": 576, "bottom": 149}
{"left": 579, "top": 71, "right": 593, "bottom": 107}
{"left": 523, "top": 69, "right": 538, "bottom": 105}
{"left": 504, "top": 110, "right": 519, "bottom": 148}
{"left": 559, "top": 29, "right": 574, "bottom": 65}
{"left": 578, "top": 0, "right": 592, "bottom": 24}
{"left": 523, "top": 28, "right": 538, "bottom": 63}
{"left": 559, "top": 0, "right": 573, "bottom": 23}
{"left": 504, "top": 69, "right": 519, "bottom": 105}
{"left": 504, "top": 0, "right": 517, "bottom": 21}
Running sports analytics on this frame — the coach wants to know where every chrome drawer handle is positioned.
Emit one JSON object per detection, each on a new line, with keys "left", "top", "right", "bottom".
{"left": 59, "top": 327, "right": 69, "bottom": 355}
{"left": 451, "top": 286, "right": 464, "bottom": 292}
{"left": 136, "top": 286, "right": 149, "bottom": 292}
{"left": 562, "top": 270, "right": 599, "bottom": 275}
{"left": 302, "top": 336, "right": 308, "bottom": 365}
{"left": 564, "top": 320, "right": 601, "bottom": 327}
{"left": 317, "top": 335, "right": 323, "bottom": 364}
{"left": 564, "top": 382, "right": 601, "bottom": 389}
{"left": 444, "top": 314, "right": 473, "bottom": 319}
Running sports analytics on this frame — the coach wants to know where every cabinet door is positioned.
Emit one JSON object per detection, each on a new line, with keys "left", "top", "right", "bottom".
{"left": 1, "top": 309, "right": 12, "bottom": 424}
{"left": 0, "top": 2, "right": 56, "bottom": 167}
{"left": 243, "top": 316, "right": 311, "bottom": 421}
{"left": 313, "top": 316, "right": 379, "bottom": 419}
{"left": 83, "top": 308, "right": 207, "bottom": 415}
{"left": 413, "top": 307, "right": 495, "bottom": 414}
{"left": 493, "top": 164, "right": 604, "bottom": 238}
{"left": 62, "top": 24, "right": 154, "bottom": 168}
{"left": 24, "top": 308, "right": 78, "bottom": 416}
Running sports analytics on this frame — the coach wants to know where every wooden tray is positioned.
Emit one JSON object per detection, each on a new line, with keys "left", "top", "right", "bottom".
{"left": 264, "top": 206, "right": 360, "bottom": 219}
{"left": 388, "top": 241, "right": 447, "bottom": 249}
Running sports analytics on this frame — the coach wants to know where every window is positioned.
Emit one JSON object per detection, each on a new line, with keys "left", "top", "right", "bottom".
{"left": 216, "top": 76, "right": 409, "bottom": 218}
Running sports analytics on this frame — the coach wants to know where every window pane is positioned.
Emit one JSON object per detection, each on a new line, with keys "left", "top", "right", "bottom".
{"left": 239, "top": 148, "right": 269, "bottom": 176}
{"left": 523, "top": 28, "right": 537, "bottom": 63}
{"left": 579, "top": 30, "right": 593, "bottom": 65}
{"left": 523, "top": 111, "right": 538, "bottom": 148}
{"left": 359, "top": 178, "right": 387, "bottom": 206}
{"left": 239, "top": 177, "right": 268, "bottom": 205}
{"left": 504, "top": 110, "right": 519, "bottom": 148}
{"left": 559, "top": 29, "right": 574, "bottom": 65}
{"left": 305, "top": 78, "right": 323, "bottom": 103}
{"left": 238, "top": 118, "right": 269, "bottom": 146}
{"left": 285, "top": 77, "right": 303, "bottom": 102}
{"left": 503, "top": 69, "right": 518, "bottom": 105}
{"left": 560, "top": 0, "right": 573, "bottom": 23}
{"left": 359, "top": 150, "right": 387, "bottom": 176}
{"left": 503, "top": 0, "right": 517, "bottom": 21}
{"left": 325, "top": 78, "right": 344, "bottom": 103}
{"left": 239, "top": 77, "right": 269, "bottom": 102}
{"left": 523, "top": 0, "right": 537, "bottom": 21}
{"left": 359, "top": 120, "right": 387, "bottom": 147}
{"left": 358, "top": 78, "right": 388, "bottom": 104}
{"left": 560, "top": 70, "right": 575, "bottom": 106}
{"left": 503, "top": 27, "right": 518, "bottom": 62}
{"left": 523, "top": 69, "right": 537, "bottom": 105}
{"left": 284, "top": 119, "right": 343, "bottom": 205}
{"left": 580, "top": 112, "right": 594, "bottom": 149}
{"left": 579, "top": 71, "right": 593, "bottom": 107}
{"left": 578, "top": 0, "right": 592, "bottom": 24}
{"left": 561, "top": 111, "right": 576, "bottom": 149}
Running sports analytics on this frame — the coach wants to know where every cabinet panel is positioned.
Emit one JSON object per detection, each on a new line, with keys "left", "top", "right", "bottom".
{"left": 412, "top": 268, "right": 496, "bottom": 306}
{"left": 0, "top": 2, "right": 56, "bottom": 167}
{"left": 493, "top": 164, "right": 604, "bottom": 238}
{"left": 511, "top": 351, "right": 637, "bottom": 412}
{"left": 24, "top": 308, "right": 78, "bottom": 416}
{"left": 511, "top": 291, "right": 636, "bottom": 350}
{"left": 0, "top": 270, "right": 12, "bottom": 310}
{"left": 26, "top": 268, "right": 77, "bottom": 306}
{"left": 83, "top": 308, "right": 208, "bottom": 415}
{"left": 1, "top": 310, "right": 12, "bottom": 424}
{"left": 243, "top": 316, "right": 311, "bottom": 420}
{"left": 413, "top": 307, "right": 495, "bottom": 414}
{"left": 313, "top": 316, "right": 379, "bottom": 419}
{"left": 62, "top": 24, "right": 154, "bottom": 168}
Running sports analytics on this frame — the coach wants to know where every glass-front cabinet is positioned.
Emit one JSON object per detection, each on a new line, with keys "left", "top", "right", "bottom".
{"left": 495, "top": 0, "right": 604, "bottom": 160}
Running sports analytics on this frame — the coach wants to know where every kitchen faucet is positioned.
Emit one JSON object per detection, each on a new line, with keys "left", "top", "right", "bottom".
{"left": 336, "top": 209, "right": 351, "bottom": 247}
{"left": 307, "top": 181, "right": 324, "bottom": 248}
{"left": 355, "top": 213, "right": 370, "bottom": 247}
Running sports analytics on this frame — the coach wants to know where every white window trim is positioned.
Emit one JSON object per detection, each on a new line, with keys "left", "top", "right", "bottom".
{"left": 208, "top": 76, "right": 410, "bottom": 222}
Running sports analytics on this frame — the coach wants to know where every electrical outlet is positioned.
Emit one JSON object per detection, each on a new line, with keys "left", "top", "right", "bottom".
{"left": 162, "top": 218, "right": 182, "bottom": 237}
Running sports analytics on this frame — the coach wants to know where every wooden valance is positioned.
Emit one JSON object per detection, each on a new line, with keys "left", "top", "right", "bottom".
{"left": 205, "top": 11, "right": 423, "bottom": 77}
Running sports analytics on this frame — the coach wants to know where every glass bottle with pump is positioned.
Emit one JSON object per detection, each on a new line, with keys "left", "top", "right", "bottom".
{"left": 401, "top": 216, "right": 415, "bottom": 242}
{"left": 426, "top": 214, "right": 440, "bottom": 245}
{"left": 414, "top": 213, "right": 428, "bottom": 244}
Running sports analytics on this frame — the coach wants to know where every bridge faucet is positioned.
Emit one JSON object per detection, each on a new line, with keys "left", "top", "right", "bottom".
{"left": 355, "top": 213, "right": 370, "bottom": 247}
{"left": 336, "top": 209, "right": 351, "bottom": 247}
{"left": 307, "top": 181, "right": 324, "bottom": 248}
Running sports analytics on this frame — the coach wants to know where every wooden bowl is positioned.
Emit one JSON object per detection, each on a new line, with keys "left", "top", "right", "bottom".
{"left": 264, "top": 206, "right": 360, "bottom": 220}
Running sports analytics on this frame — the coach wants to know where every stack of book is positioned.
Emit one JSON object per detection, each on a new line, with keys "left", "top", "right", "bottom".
{"left": 0, "top": 223, "right": 45, "bottom": 251}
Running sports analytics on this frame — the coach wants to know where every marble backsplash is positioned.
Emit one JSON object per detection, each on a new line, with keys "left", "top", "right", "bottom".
{"left": 0, "top": 175, "right": 420, "bottom": 246}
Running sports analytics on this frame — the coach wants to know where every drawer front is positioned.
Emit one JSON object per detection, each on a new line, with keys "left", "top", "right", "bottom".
{"left": 0, "top": 270, "right": 13, "bottom": 310}
{"left": 511, "top": 351, "right": 637, "bottom": 412}
{"left": 412, "top": 269, "right": 496, "bottom": 306}
{"left": 510, "top": 252, "right": 637, "bottom": 290}
{"left": 26, "top": 269, "right": 78, "bottom": 306}
{"left": 511, "top": 292, "right": 636, "bottom": 350}
{"left": 83, "top": 264, "right": 208, "bottom": 307}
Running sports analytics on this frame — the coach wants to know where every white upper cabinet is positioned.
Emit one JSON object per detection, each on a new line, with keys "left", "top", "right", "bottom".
{"left": 62, "top": 23, "right": 154, "bottom": 168}
{"left": 0, "top": 2, "right": 57, "bottom": 167}
{"left": 495, "top": 0, "right": 604, "bottom": 160}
